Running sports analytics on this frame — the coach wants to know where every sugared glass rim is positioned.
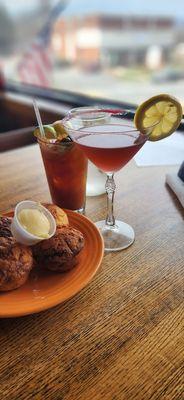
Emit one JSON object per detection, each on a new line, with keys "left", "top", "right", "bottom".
{"left": 62, "top": 106, "right": 150, "bottom": 138}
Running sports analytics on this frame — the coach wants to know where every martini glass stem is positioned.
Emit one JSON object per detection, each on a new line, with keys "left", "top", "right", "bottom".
{"left": 105, "top": 173, "right": 116, "bottom": 227}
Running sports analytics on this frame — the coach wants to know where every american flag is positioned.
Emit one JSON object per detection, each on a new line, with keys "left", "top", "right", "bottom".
{"left": 18, "top": 1, "right": 67, "bottom": 87}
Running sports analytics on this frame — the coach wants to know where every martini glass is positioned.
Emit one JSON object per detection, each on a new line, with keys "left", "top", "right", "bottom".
{"left": 62, "top": 107, "right": 148, "bottom": 251}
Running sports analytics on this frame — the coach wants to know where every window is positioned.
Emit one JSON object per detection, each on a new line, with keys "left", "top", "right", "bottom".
{"left": 1, "top": 0, "right": 184, "bottom": 106}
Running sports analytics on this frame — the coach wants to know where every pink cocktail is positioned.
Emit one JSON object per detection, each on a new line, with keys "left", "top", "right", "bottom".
{"left": 76, "top": 126, "right": 145, "bottom": 172}
{"left": 63, "top": 108, "right": 148, "bottom": 251}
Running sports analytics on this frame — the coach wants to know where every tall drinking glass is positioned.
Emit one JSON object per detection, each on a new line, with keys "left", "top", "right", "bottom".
{"left": 37, "top": 136, "right": 88, "bottom": 213}
{"left": 62, "top": 107, "right": 148, "bottom": 251}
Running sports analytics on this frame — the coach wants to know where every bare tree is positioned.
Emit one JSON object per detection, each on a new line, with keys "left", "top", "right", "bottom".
{"left": 0, "top": 4, "right": 15, "bottom": 55}
{"left": 0, "top": 0, "right": 68, "bottom": 54}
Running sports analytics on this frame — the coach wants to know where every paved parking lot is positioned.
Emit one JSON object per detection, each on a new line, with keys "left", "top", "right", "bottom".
{"left": 53, "top": 67, "right": 184, "bottom": 106}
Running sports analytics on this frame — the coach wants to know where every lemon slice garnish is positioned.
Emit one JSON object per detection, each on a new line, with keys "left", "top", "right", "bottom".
{"left": 134, "top": 94, "right": 183, "bottom": 141}
{"left": 53, "top": 120, "right": 68, "bottom": 141}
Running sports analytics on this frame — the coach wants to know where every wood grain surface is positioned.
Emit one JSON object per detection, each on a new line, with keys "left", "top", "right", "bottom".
{"left": 0, "top": 144, "right": 183, "bottom": 400}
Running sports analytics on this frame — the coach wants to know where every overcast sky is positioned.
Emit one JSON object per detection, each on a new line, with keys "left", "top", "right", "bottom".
{"left": 1, "top": 0, "right": 184, "bottom": 19}
{"left": 63, "top": 0, "right": 184, "bottom": 19}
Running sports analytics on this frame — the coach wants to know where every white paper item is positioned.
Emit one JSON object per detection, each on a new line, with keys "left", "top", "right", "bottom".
{"left": 166, "top": 173, "right": 184, "bottom": 208}
{"left": 134, "top": 132, "right": 184, "bottom": 166}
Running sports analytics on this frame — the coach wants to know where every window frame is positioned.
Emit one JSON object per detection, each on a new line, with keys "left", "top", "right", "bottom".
{"left": 5, "top": 80, "right": 184, "bottom": 131}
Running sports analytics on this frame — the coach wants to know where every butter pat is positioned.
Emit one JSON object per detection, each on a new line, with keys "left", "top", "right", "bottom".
{"left": 18, "top": 209, "right": 50, "bottom": 238}
{"left": 11, "top": 200, "right": 56, "bottom": 245}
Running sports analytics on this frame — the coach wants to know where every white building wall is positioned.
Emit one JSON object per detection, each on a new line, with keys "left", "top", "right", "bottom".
{"left": 101, "top": 29, "right": 175, "bottom": 49}
{"left": 76, "top": 28, "right": 102, "bottom": 48}
{"left": 65, "top": 32, "right": 77, "bottom": 60}
{"left": 75, "top": 28, "right": 175, "bottom": 50}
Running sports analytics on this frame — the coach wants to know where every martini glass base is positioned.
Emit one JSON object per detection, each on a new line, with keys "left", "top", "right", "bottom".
{"left": 95, "top": 220, "right": 135, "bottom": 251}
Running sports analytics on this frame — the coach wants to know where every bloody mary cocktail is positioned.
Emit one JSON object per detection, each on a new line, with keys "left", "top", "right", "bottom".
{"left": 38, "top": 138, "right": 87, "bottom": 212}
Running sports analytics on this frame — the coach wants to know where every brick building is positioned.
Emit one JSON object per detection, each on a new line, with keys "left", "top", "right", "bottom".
{"left": 51, "top": 14, "right": 175, "bottom": 69}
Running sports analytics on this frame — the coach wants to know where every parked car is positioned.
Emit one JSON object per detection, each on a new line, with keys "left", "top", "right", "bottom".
{"left": 152, "top": 68, "right": 184, "bottom": 83}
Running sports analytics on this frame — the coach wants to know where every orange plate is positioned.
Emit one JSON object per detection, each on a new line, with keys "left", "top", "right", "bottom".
{"left": 0, "top": 210, "right": 104, "bottom": 318}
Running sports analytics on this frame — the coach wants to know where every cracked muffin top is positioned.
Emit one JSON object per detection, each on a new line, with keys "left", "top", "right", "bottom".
{"left": 33, "top": 225, "right": 84, "bottom": 271}
{"left": 42, "top": 204, "right": 69, "bottom": 227}
{"left": 0, "top": 236, "right": 33, "bottom": 291}
{"left": 0, "top": 217, "right": 12, "bottom": 238}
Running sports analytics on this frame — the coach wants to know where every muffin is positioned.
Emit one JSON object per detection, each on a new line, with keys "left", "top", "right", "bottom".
{"left": 42, "top": 204, "right": 69, "bottom": 227}
{"left": 33, "top": 225, "right": 84, "bottom": 272}
{"left": 0, "top": 217, "right": 12, "bottom": 238}
{"left": 0, "top": 236, "right": 33, "bottom": 291}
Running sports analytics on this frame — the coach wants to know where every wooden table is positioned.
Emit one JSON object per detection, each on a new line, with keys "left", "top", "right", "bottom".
{"left": 0, "top": 144, "right": 183, "bottom": 400}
